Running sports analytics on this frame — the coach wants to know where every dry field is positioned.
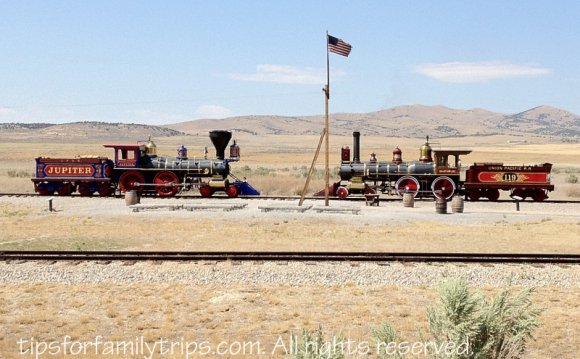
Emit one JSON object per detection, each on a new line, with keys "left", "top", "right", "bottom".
{"left": 0, "top": 283, "right": 578, "bottom": 359}
{"left": 0, "top": 133, "right": 579, "bottom": 358}
{"left": 1, "top": 133, "right": 579, "bottom": 198}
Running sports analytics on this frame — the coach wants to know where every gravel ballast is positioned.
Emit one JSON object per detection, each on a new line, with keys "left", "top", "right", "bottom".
{"left": 0, "top": 261, "right": 577, "bottom": 287}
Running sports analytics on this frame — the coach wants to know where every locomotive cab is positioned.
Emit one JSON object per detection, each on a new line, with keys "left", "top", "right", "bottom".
{"left": 103, "top": 144, "right": 145, "bottom": 168}
{"left": 433, "top": 150, "right": 472, "bottom": 175}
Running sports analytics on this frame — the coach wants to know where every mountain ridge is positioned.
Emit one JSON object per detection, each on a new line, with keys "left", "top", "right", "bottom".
{"left": 167, "top": 104, "right": 580, "bottom": 138}
{"left": 1, "top": 105, "right": 579, "bottom": 140}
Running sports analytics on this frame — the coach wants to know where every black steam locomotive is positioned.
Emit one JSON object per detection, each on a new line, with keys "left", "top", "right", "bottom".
{"left": 32, "top": 130, "right": 260, "bottom": 198}
{"left": 331, "top": 131, "right": 554, "bottom": 201}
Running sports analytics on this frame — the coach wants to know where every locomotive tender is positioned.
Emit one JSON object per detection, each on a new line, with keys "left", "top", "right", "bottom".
{"left": 32, "top": 130, "right": 260, "bottom": 198}
{"left": 334, "top": 131, "right": 554, "bottom": 201}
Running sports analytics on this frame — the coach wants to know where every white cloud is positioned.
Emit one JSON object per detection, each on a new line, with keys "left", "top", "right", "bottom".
{"left": 413, "top": 62, "right": 552, "bottom": 83}
{"left": 0, "top": 107, "right": 18, "bottom": 117}
{"left": 194, "top": 105, "right": 233, "bottom": 119}
{"left": 229, "top": 64, "right": 341, "bottom": 85}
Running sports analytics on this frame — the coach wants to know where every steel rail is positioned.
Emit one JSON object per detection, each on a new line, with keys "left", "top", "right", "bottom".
{"left": 0, "top": 251, "right": 578, "bottom": 264}
{"left": 1, "top": 192, "right": 580, "bottom": 204}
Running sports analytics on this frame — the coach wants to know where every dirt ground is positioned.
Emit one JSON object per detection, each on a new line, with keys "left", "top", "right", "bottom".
{"left": 0, "top": 197, "right": 579, "bottom": 253}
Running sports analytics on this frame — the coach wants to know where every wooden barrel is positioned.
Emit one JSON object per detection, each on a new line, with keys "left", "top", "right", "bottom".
{"left": 403, "top": 192, "right": 414, "bottom": 208}
{"left": 125, "top": 190, "right": 140, "bottom": 206}
{"left": 451, "top": 195, "right": 464, "bottom": 213}
{"left": 435, "top": 198, "right": 447, "bottom": 214}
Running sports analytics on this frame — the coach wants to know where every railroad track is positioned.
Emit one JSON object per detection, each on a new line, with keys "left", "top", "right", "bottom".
{"left": 1, "top": 192, "right": 580, "bottom": 204}
{"left": 0, "top": 251, "right": 578, "bottom": 264}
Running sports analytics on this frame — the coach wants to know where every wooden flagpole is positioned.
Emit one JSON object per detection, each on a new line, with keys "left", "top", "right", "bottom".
{"left": 298, "top": 32, "right": 331, "bottom": 207}
{"left": 324, "top": 31, "right": 330, "bottom": 206}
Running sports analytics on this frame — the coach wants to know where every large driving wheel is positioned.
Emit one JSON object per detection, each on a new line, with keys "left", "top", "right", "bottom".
{"left": 154, "top": 171, "right": 179, "bottom": 197}
{"left": 431, "top": 176, "right": 456, "bottom": 200}
{"left": 119, "top": 171, "right": 145, "bottom": 193}
{"left": 395, "top": 176, "right": 420, "bottom": 197}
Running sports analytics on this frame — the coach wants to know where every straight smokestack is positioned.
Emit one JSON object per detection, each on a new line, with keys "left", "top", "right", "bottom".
{"left": 353, "top": 131, "right": 360, "bottom": 163}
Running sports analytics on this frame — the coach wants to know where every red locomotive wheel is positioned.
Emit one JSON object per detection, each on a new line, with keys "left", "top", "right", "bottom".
{"left": 226, "top": 185, "right": 239, "bottom": 198}
{"left": 336, "top": 186, "right": 349, "bottom": 200}
{"left": 98, "top": 183, "right": 112, "bottom": 197}
{"left": 431, "top": 176, "right": 456, "bottom": 200}
{"left": 199, "top": 185, "right": 214, "bottom": 198}
{"left": 36, "top": 183, "right": 50, "bottom": 196}
{"left": 363, "top": 187, "right": 376, "bottom": 195}
{"left": 511, "top": 188, "right": 527, "bottom": 200}
{"left": 486, "top": 189, "right": 500, "bottom": 201}
{"left": 57, "top": 183, "right": 72, "bottom": 196}
{"left": 154, "top": 171, "right": 179, "bottom": 197}
{"left": 467, "top": 189, "right": 481, "bottom": 201}
{"left": 395, "top": 176, "right": 420, "bottom": 197}
{"left": 78, "top": 183, "right": 94, "bottom": 197}
{"left": 119, "top": 171, "right": 145, "bottom": 193}
{"left": 531, "top": 189, "right": 547, "bottom": 202}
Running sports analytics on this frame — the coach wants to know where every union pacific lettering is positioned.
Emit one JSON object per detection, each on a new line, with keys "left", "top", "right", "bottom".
{"left": 44, "top": 165, "right": 95, "bottom": 177}
{"left": 487, "top": 166, "right": 533, "bottom": 171}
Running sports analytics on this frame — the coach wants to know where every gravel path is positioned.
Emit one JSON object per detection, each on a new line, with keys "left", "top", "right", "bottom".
{"left": 0, "top": 261, "right": 577, "bottom": 287}
{"left": 2, "top": 196, "right": 580, "bottom": 226}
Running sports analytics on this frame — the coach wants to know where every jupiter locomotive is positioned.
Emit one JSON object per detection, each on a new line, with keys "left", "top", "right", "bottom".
{"left": 332, "top": 132, "right": 554, "bottom": 201}
{"left": 32, "top": 130, "right": 260, "bottom": 198}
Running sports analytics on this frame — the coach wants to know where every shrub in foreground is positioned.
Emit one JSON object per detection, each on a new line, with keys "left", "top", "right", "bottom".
{"left": 373, "top": 278, "right": 544, "bottom": 359}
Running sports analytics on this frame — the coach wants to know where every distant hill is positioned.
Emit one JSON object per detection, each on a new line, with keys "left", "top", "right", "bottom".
{"left": 1, "top": 105, "right": 579, "bottom": 141}
{"left": 497, "top": 106, "right": 580, "bottom": 137}
{"left": 167, "top": 105, "right": 580, "bottom": 139}
{"left": 0, "top": 121, "right": 184, "bottom": 141}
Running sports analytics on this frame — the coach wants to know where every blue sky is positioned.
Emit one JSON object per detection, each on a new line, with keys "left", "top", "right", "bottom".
{"left": 1, "top": 1, "right": 579, "bottom": 124}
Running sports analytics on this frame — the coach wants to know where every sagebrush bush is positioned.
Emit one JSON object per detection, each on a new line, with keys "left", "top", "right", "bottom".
{"left": 373, "top": 278, "right": 544, "bottom": 359}
{"left": 6, "top": 169, "right": 32, "bottom": 178}
{"left": 566, "top": 174, "right": 578, "bottom": 184}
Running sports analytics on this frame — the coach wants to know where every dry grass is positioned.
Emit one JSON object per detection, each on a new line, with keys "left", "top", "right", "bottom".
{"left": 0, "top": 204, "right": 579, "bottom": 253}
{"left": 0, "top": 283, "right": 576, "bottom": 358}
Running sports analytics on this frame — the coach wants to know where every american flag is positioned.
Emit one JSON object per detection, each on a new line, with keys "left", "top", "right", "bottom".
{"left": 327, "top": 35, "right": 352, "bottom": 57}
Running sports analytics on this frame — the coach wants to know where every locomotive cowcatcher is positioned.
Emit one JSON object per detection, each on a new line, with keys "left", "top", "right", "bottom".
{"left": 32, "top": 130, "right": 260, "bottom": 198}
